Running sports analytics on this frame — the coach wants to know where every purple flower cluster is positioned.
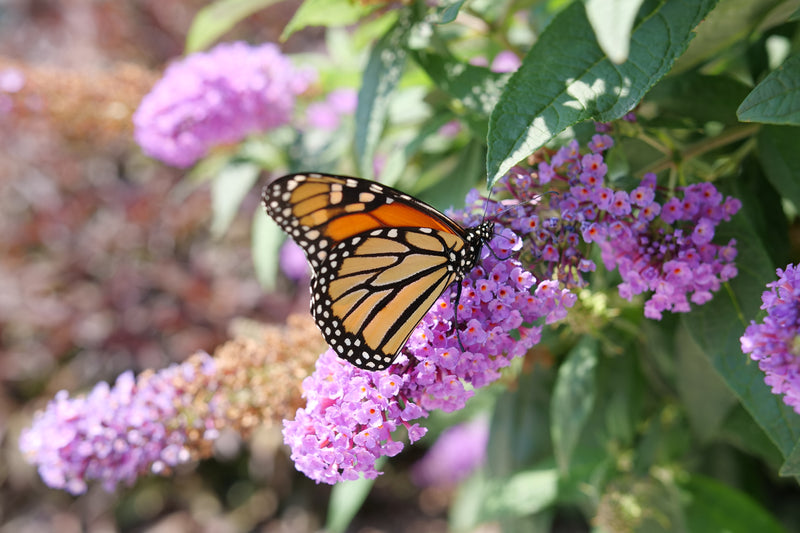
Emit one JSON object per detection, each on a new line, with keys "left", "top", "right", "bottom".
{"left": 411, "top": 417, "right": 489, "bottom": 487}
{"left": 133, "top": 42, "right": 315, "bottom": 168}
{"left": 280, "top": 240, "right": 311, "bottom": 281}
{"left": 306, "top": 88, "right": 357, "bottom": 131}
{"left": 283, "top": 229, "right": 576, "bottom": 484}
{"left": 19, "top": 353, "right": 216, "bottom": 494}
{"left": 741, "top": 265, "right": 800, "bottom": 414}
{"left": 475, "top": 136, "right": 740, "bottom": 318}
{"left": 596, "top": 177, "right": 740, "bottom": 319}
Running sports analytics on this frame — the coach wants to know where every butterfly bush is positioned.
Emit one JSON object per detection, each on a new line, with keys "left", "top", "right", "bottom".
{"left": 19, "top": 319, "right": 326, "bottom": 494}
{"left": 133, "top": 42, "right": 315, "bottom": 168}
{"left": 19, "top": 355, "right": 215, "bottom": 495}
{"left": 20, "top": 132, "right": 743, "bottom": 491}
{"left": 281, "top": 134, "right": 741, "bottom": 485}
{"left": 477, "top": 135, "right": 741, "bottom": 319}
{"left": 741, "top": 265, "right": 800, "bottom": 414}
{"left": 282, "top": 226, "right": 576, "bottom": 484}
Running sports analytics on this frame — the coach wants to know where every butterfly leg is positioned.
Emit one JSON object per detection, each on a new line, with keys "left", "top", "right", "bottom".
{"left": 452, "top": 280, "right": 466, "bottom": 352}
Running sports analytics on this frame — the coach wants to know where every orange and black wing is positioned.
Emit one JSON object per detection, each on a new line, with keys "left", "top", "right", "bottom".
{"left": 262, "top": 173, "right": 486, "bottom": 370}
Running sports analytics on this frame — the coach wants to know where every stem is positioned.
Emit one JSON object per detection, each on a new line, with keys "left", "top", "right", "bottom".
{"left": 639, "top": 123, "right": 761, "bottom": 177}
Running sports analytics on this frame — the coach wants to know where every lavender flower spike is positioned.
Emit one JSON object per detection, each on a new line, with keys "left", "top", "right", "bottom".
{"left": 133, "top": 42, "right": 315, "bottom": 168}
{"left": 741, "top": 264, "right": 800, "bottom": 414}
{"left": 19, "top": 354, "right": 216, "bottom": 494}
{"left": 283, "top": 226, "right": 576, "bottom": 484}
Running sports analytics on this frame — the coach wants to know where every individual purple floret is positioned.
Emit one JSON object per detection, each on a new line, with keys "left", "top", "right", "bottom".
{"left": 133, "top": 42, "right": 315, "bottom": 168}
{"left": 741, "top": 264, "right": 800, "bottom": 414}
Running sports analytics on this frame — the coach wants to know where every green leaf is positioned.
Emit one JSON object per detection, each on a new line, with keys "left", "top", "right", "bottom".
{"left": 682, "top": 208, "right": 800, "bottom": 462}
{"left": 450, "top": 468, "right": 556, "bottom": 531}
{"left": 551, "top": 336, "right": 598, "bottom": 473}
{"left": 487, "top": 367, "right": 553, "bottom": 477}
{"left": 780, "top": 438, "right": 800, "bottom": 476}
{"left": 210, "top": 162, "right": 260, "bottom": 239}
{"left": 584, "top": 0, "right": 645, "bottom": 64}
{"left": 597, "top": 341, "right": 642, "bottom": 447}
{"left": 281, "top": 0, "right": 377, "bottom": 41}
{"left": 325, "top": 460, "right": 383, "bottom": 533}
{"left": 739, "top": 53, "right": 800, "bottom": 125}
{"left": 354, "top": 8, "right": 419, "bottom": 180}
{"left": 449, "top": 471, "right": 488, "bottom": 531}
{"left": 436, "top": 0, "right": 467, "bottom": 24}
{"left": 251, "top": 207, "right": 283, "bottom": 290}
{"left": 413, "top": 50, "right": 511, "bottom": 119}
{"left": 645, "top": 72, "right": 752, "bottom": 125}
{"left": 675, "top": 322, "right": 738, "bottom": 443}
{"left": 378, "top": 113, "right": 455, "bottom": 187}
{"left": 672, "top": 0, "right": 790, "bottom": 74}
{"left": 737, "top": 156, "right": 789, "bottom": 267}
{"left": 186, "top": 0, "right": 281, "bottom": 53}
{"left": 718, "top": 405, "right": 783, "bottom": 468}
{"left": 416, "top": 138, "right": 486, "bottom": 212}
{"left": 683, "top": 474, "right": 787, "bottom": 533}
{"left": 482, "top": 467, "right": 559, "bottom": 518}
{"left": 486, "top": 0, "right": 717, "bottom": 186}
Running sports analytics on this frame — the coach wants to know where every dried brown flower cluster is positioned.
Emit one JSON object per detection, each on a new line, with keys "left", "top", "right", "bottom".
{"left": 0, "top": 57, "right": 157, "bottom": 145}
{"left": 173, "top": 315, "right": 327, "bottom": 460}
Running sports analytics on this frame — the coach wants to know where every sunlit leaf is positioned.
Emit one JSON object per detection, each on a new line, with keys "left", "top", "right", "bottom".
{"left": 584, "top": 0, "right": 644, "bottom": 64}
{"left": 486, "top": 0, "right": 717, "bottom": 186}
{"left": 186, "top": 0, "right": 281, "bottom": 53}
{"left": 210, "top": 162, "right": 260, "bottom": 238}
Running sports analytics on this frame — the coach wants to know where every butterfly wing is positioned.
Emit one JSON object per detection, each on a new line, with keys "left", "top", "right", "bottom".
{"left": 312, "top": 226, "right": 465, "bottom": 369}
{"left": 262, "top": 173, "right": 475, "bottom": 370}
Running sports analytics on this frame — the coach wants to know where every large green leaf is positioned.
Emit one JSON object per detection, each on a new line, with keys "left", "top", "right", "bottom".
{"left": 739, "top": 53, "right": 800, "bottom": 125}
{"left": 675, "top": 322, "right": 738, "bottom": 443}
{"left": 186, "top": 0, "right": 281, "bottom": 53}
{"left": 486, "top": 0, "right": 717, "bottom": 186}
{"left": 584, "top": 0, "right": 645, "bottom": 64}
{"left": 551, "top": 336, "right": 598, "bottom": 473}
{"left": 682, "top": 213, "right": 800, "bottom": 464}
{"left": 683, "top": 475, "right": 787, "bottom": 533}
{"left": 354, "top": 8, "right": 419, "bottom": 180}
{"left": 759, "top": 125, "right": 800, "bottom": 208}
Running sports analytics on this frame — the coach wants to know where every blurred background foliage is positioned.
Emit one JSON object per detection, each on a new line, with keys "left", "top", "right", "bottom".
{"left": 3, "top": 0, "right": 800, "bottom": 532}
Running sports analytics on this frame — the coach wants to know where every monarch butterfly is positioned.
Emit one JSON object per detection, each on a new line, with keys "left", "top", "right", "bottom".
{"left": 262, "top": 173, "right": 494, "bottom": 371}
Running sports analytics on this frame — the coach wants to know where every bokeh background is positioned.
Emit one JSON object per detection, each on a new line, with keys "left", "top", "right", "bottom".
{"left": 0, "top": 2, "right": 455, "bottom": 531}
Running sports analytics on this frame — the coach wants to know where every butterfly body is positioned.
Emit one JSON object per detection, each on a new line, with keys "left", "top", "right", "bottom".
{"left": 263, "top": 173, "right": 493, "bottom": 370}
